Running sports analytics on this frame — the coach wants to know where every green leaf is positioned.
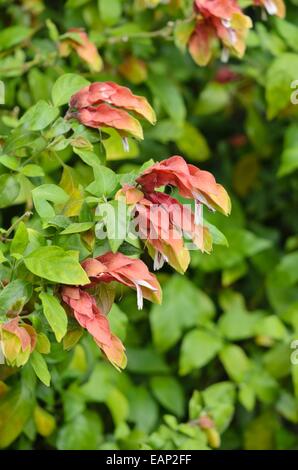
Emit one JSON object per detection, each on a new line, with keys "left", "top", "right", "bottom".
{"left": 151, "top": 275, "right": 215, "bottom": 352}
{"left": 0, "top": 155, "right": 19, "bottom": 170}
{"left": 20, "top": 164, "right": 45, "bottom": 177}
{"left": 267, "top": 252, "right": 298, "bottom": 314}
{"left": 244, "top": 413, "right": 277, "bottom": 450}
{"left": 196, "top": 82, "right": 230, "bottom": 116}
{"left": 108, "top": 304, "right": 128, "bottom": 341}
{"left": 60, "top": 222, "right": 93, "bottom": 235}
{"left": 24, "top": 246, "right": 90, "bottom": 285}
{"left": 96, "top": 200, "right": 128, "bottom": 252}
{"left": 148, "top": 74, "right": 186, "bottom": 123}
{"left": 57, "top": 411, "right": 102, "bottom": 450}
{"left": 19, "top": 100, "right": 59, "bottom": 131}
{"left": 176, "top": 122, "right": 210, "bottom": 161}
{"left": 126, "top": 348, "right": 169, "bottom": 374}
{"left": 218, "top": 292, "right": 262, "bottom": 340}
{"left": 174, "top": 19, "right": 196, "bottom": 52}
{"left": 0, "top": 280, "right": 32, "bottom": 315}
{"left": 39, "top": 293, "right": 68, "bottom": 342}
{"left": 98, "top": 0, "right": 122, "bottom": 26}
{"left": 0, "top": 383, "right": 34, "bottom": 448}
{"left": 10, "top": 221, "right": 29, "bottom": 256}
{"left": 220, "top": 345, "right": 251, "bottom": 383}
{"left": 278, "top": 123, "right": 298, "bottom": 177}
{"left": 52, "top": 74, "right": 90, "bottom": 107}
{"left": 205, "top": 222, "right": 228, "bottom": 247}
{"left": 266, "top": 53, "right": 298, "bottom": 119}
{"left": 106, "top": 388, "right": 129, "bottom": 426}
{"left": 150, "top": 376, "right": 185, "bottom": 417}
{"left": 127, "top": 386, "right": 159, "bottom": 433}
{"left": 32, "top": 184, "right": 69, "bottom": 219}
{"left": 275, "top": 18, "right": 298, "bottom": 53}
{"left": 0, "top": 26, "right": 32, "bottom": 51}
{"left": 202, "top": 382, "right": 236, "bottom": 432}
{"left": 0, "top": 249, "right": 7, "bottom": 264}
{"left": 179, "top": 329, "right": 223, "bottom": 375}
{"left": 73, "top": 148, "right": 102, "bottom": 168}
{"left": 102, "top": 128, "right": 139, "bottom": 161}
{"left": 30, "top": 351, "right": 51, "bottom": 386}
{"left": 0, "top": 174, "right": 20, "bottom": 208}
{"left": 254, "top": 315, "right": 287, "bottom": 340}
{"left": 86, "top": 166, "right": 118, "bottom": 197}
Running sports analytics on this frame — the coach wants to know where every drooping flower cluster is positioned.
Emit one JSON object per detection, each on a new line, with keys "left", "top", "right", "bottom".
{"left": 66, "top": 81, "right": 156, "bottom": 141}
{"left": 188, "top": 0, "right": 253, "bottom": 66}
{"left": 61, "top": 252, "right": 162, "bottom": 369}
{"left": 0, "top": 318, "right": 36, "bottom": 367}
{"left": 187, "top": 0, "right": 285, "bottom": 66}
{"left": 253, "top": 0, "right": 285, "bottom": 18}
{"left": 59, "top": 28, "right": 103, "bottom": 72}
{"left": 117, "top": 155, "right": 231, "bottom": 274}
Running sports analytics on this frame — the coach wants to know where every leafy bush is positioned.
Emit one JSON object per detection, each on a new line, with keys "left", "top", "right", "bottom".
{"left": 0, "top": 0, "right": 298, "bottom": 451}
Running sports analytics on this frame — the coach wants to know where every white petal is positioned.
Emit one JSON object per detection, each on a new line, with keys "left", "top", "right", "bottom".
{"left": 229, "top": 29, "right": 237, "bottom": 45}
{"left": 222, "top": 19, "right": 231, "bottom": 28}
{"left": 221, "top": 47, "right": 230, "bottom": 63}
{"left": 264, "top": 0, "right": 278, "bottom": 15}
{"left": 122, "top": 137, "right": 130, "bottom": 153}
{"left": 153, "top": 251, "right": 168, "bottom": 271}
{"left": 195, "top": 200, "right": 203, "bottom": 226}
{"left": 135, "top": 283, "right": 143, "bottom": 310}
{"left": 193, "top": 191, "right": 216, "bottom": 213}
{"left": 137, "top": 279, "right": 158, "bottom": 291}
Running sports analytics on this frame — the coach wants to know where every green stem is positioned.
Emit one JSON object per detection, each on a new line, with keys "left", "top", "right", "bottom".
{"left": 5, "top": 211, "right": 32, "bottom": 237}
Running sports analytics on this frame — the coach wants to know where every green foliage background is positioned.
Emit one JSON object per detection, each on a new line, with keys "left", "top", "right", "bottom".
{"left": 1, "top": 0, "right": 298, "bottom": 450}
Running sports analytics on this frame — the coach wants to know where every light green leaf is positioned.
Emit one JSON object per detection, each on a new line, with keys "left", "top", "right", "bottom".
{"left": 126, "top": 348, "right": 169, "bottom": 374}
{"left": 0, "top": 174, "right": 20, "bottom": 208}
{"left": 19, "top": 100, "right": 59, "bottom": 131}
{"left": 102, "top": 128, "right": 139, "bottom": 160}
{"left": 0, "top": 280, "right": 32, "bottom": 315}
{"left": 0, "top": 384, "right": 34, "bottom": 448}
{"left": 177, "top": 122, "right": 210, "bottom": 161}
{"left": 98, "top": 0, "right": 122, "bottom": 26}
{"left": 196, "top": 82, "right": 230, "bottom": 116}
{"left": 266, "top": 53, "right": 298, "bottom": 119}
{"left": 148, "top": 74, "right": 186, "bottom": 123}
{"left": 96, "top": 200, "right": 128, "bottom": 252}
{"left": 57, "top": 411, "right": 103, "bottom": 450}
{"left": 220, "top": 345, "right": 251, "bottom": 383}
{"left": 61, "top": 222, "right": 93, "bottom": 235}
{"left": 86, "top": 166, "right": 118, "bottom": 197}
{"left": 0, "top": 155, "right": 19, "bottom": 170}
{"left": 20, "top": 164, "right": 45, "bottom": 177}
{"left": 0, "top": 26, "right": 32, "bottom": 51}
{"left": 151, "top": 275, "right": 215, "bottom": 352}
{"left": 150, "top": 376, "right": 185, "bottom": 417}
{"left": 108, "top": 304, "right": 128, "bottom": 341}
{"left": 10, "top": 221, "right": 29, "bottom": 255}
{"left": 278, "top": 124, "right": 298, "bottom": 177}
{"left": 275, "top": 18, "right": 298, "bottom": 53}
{"left": 106, "top": 388, "right": 129, "bottom": 426}
{"left": 24, "top": 246, "right": 90, "bottom": 285}
{"left": 127, "top": 386, "right": 159, "bottom": 433}
{"left": 52, "top": 74, "right": 90, "bottom": 107}
{"left": 30, "top": 351, "right": 51, "bottom": 386}
{"left": 73, "top": 148, "right": 102, "bottom": 168}
{"left": 32, "top": 184, "right": 69, "bottom": 219}
{"left": 205, "top": 222, "right": 228, "bottom": 247}
{"left": 179, "top": 329, "right": 223, "bottom": 375}
{"left": 40, "top": 293, "right": 68, "bottom": 342}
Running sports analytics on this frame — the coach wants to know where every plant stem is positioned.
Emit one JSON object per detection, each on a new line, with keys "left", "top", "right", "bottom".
{"left": 5, "top": 211, "right": 32, "bottom": 237}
